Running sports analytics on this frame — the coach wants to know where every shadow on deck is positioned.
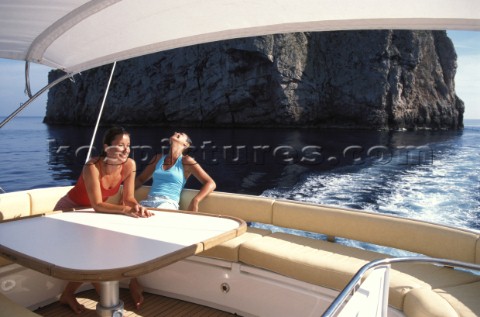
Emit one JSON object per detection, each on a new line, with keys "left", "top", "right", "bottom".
{"left": 35, "top": 288, "right": 240, "bottom": 316}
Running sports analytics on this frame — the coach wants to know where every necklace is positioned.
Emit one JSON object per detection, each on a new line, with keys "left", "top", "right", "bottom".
{"left": 101, "top": 159, "right": 122, "bottom": 175}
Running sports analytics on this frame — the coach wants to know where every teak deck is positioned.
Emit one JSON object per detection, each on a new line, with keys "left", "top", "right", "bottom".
{"left": 35, "top": 289, "right": 239, "bottom": 317}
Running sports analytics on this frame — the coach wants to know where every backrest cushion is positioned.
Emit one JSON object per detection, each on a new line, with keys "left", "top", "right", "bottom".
{"left": 273, "top": 200, "right": 479, "bottom": 263}
{"left": 180, "top": 189, "right": 274, "bottom": 224}
{"left": 28, "top": 186, "right": 73, "bottom": 215}
{"left": 0, "top": 191, "right": 31, "bottom": 221}
{"left": 476, "top": 238, "right": 480, "bottom": 264}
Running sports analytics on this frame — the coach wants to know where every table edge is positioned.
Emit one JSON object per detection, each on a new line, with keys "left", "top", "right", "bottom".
{"left": 0, "top": 210, "right": 246, "bottom": 282}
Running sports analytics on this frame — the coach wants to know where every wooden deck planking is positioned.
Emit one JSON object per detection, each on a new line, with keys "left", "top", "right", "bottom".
{"left": 34, "top": 289, "right": 239, "bottom": 317}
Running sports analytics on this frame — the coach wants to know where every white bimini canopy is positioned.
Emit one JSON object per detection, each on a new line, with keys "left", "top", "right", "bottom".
{"left": 0, "top": 0, "right": 479, "bottom": 74}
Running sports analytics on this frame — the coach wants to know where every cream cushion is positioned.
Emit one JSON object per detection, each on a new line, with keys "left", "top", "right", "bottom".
{"left": 0, "top": 191, "right": 33, "bottom": 267}
{"left": 0, "top": 191, "right": 30, "bottom": 220}
{"left": 403, "top": 281, "right": 480, "bottom": 317}
{"left": 390, "top": 263, "right": 480, "bottom": 309}
{"left": 199, "top": 227, "right": 271, "bottom": 261}
{"left": 476, "top": 239, "right": 480, "bottom": 264}
{"left": 404, "top": 288, "right": 458, "bottom": 317}
{"left": 239, "top": 232, "right": 385, "bottom": 294}
{"left": 272, "top": 200, "right": 479, "bottom": 263}
{"left": 182, "top": 190, "right": 274, "bottom": 224}
{"left": 239, "top": 232, "right": 480, "bottom": 310}
{"left": 435, "top": 281, "right": 480, "bottom": 317}
{"left": 28, "top": 186, "right": 72, "bottom": 214}
{"left": 134, "top": 186, "right": 150, "bottom": 202}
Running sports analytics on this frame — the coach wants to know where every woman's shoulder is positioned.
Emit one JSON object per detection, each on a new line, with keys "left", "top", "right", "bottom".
{"left": 85, "top": 156, "right": 101, "bottom": 164}
{"left": 126, "top": 157, "right": 136, "bottom": 166}
{"left": 84, "top": 157, "right": 101, "bottom": 169}
{"left": 81, "top": 157, "right": 101, "bottom": 178}
{"left": 119, "top": 158, "right": 136, "bottom": 179}
{"left": 182, "top": 155, "right": 198, "bottom": 165}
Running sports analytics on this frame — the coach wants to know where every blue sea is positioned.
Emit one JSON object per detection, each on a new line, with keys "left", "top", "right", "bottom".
{"left": 0, "top": 116, "right": 479, "bottom": 232}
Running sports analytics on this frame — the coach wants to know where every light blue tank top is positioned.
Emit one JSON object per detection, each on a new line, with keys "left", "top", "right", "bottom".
{"left": 149, "top": 155, "right": 186, "bottom": 203}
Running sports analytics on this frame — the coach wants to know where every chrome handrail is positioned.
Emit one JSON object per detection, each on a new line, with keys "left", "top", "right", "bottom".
{"left": 0, "top": 69, "right": 73, "bottom": 129}
{"left": 322, "top": 256, "right": 480, "bottom": 317}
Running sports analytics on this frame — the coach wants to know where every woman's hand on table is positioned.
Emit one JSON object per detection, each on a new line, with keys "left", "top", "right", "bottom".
{"left": 123, "top": 204, "right": 154, "bottom": 218}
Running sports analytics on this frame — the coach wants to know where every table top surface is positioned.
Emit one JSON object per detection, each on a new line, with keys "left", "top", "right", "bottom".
{"left": 0, "top": 210, "right": 245, "bottom": 281}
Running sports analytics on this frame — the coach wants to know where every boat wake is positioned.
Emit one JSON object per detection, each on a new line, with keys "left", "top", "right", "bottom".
{"left": 262, "top": 131, "right": 480, "bottom": 232}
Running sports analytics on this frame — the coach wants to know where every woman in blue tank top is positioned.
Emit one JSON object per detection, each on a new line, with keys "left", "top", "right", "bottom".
{"left": 135, "top": 132, "right": 216, "bottom": 211}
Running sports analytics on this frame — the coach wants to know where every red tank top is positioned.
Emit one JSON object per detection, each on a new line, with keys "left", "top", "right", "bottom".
{"left": 68, "top": 162, "right": 124, "bottom": 206}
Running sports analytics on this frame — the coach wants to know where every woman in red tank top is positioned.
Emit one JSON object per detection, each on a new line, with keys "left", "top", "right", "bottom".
{"left": 55, "top": 126, "right": 150, "bottom": 216}
{"left": 54, "top": 126, "right": 152, "bottom": 313}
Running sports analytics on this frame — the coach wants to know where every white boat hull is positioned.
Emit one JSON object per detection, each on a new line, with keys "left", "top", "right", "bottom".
{"left": 136, "top": 256, "right": 404, "bottom": 317}
{"left": 1, "top": 256, "right": 405, "bottom": 317}
{"left": 2, "top": 187, "right": 479, "bottom": 316}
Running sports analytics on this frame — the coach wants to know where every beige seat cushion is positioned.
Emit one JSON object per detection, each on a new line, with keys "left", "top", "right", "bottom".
{"left": 436, "top": 281, "right": 480, "bottom": 317}
{"left": 389, "top": 262, "right": 480, "bottom": 309}
{"left": 239, "top": 232, "right": 386, "bottom": 293}
{"left": 181, "top": 190, "right": 274, "bottom": 224}
{"left": 98, "top": 186, "right": 148, "bottom": 205}
{"left": 199, "top": 227, "right": 271, "bottom": 261}
{"left": 0, "top": 293, "right": 41, "bottom": 317}
{"left": 239, "top": 232, "right": 480, "bottom": 311}
{"left": 28, "top": 186, "right": 72, "bottom": 214}
{"left": 0, "top": 191, "right": 31, "bottom": 220}
{"left": 272, "top": 200, "right": 479, "bottom": 264}
{"left": 134, "top": 186, "right": 150, "bottom": 202}
{"left": 404, "top": 287, "right": 458, "bottom": 317}
{"left": 404, "top": 281, "right": 480, "bottom": 317}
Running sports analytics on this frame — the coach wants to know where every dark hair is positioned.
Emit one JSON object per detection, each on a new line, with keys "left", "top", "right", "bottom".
{"left": 182, "top": 134, "right": 193, "bottom": 156}
{"left": 101, "top": 126, "right": 130, "bottom": 157}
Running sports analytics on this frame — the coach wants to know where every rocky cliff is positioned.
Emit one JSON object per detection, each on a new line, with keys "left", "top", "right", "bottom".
{"left": 44, "top": 30, "right": 464, "bottom": 130}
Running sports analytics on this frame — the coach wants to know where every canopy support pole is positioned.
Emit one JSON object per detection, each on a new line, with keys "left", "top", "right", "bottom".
{"left": 0, "top": 67, "right": 73, "bottom": 129}
{"left": 85, "top": 62, "right": 117, "bottom": 163}
{"left": 24, "top": 62, "right": 33, "bottom": 98}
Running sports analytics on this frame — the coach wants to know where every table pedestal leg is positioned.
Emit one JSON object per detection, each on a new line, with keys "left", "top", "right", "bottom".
{"left": 96, "top": 281, "right": 124, "bottom": 317}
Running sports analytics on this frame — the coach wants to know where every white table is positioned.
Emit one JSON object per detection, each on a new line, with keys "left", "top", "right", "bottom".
{"left": 0, "top": 209, "right": 245, "bottom": 316}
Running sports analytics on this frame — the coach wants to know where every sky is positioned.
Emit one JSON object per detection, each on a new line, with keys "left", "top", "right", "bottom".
{"left": 0, "top": 31, "right": 479, "bottom": 119}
